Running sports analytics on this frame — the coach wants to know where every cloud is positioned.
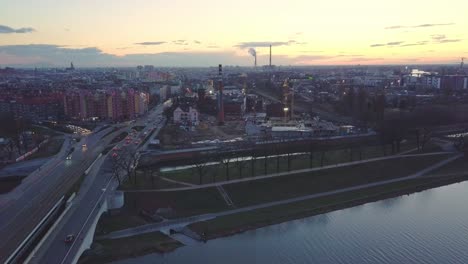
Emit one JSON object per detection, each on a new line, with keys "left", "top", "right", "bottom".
{"left": 370, "top": 41, "right": 404, "bottom": 47}
{"left": 415, "top": 23, "right": 454, "bottom": 28}
{"left": 206, "top": 45, "right": 220, "bottom": 48}
{"left": 400, "top": 41, "right": 429, "bottom": 47}
{"left": 194, "top": 40, "right": 201, "bottom": 44}
{"left": 173, "top": 40, "right": 187, "bottom": 45}
{"left": 431, "top": 34, "right": 446, "bottom": 40}
{"left": 436, "top": 39, "right": 462, "bottom": 43}
{"left": 134, "top": 41, "right": 166, "bottom": 45}
{"left": 336, "top": 54, "right": 364, "bottom": 57}
{"left": 0, "top": 44, "right": 258, "bottom": 67}
{"left": 234, "top": 41, "right": 292, "bottom": 48}
{"left": 385, "top": 23, "right": 455, "bottom": 30}
{"left": 0, "top": 24, "right": 35, "bottom": 34}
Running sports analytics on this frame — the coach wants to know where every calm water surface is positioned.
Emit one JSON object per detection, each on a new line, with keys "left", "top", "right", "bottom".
{"left": 114, "top": 181, "right": 468, "bottom": 264}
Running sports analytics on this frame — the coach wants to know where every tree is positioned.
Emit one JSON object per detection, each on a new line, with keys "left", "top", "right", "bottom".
{"left": 219, "top": 152, "right": 233, "bottom": 181}
{"left": 235, "top": 156, "right": 248, "bottom": 178}
{"left": 110, "top": 148, "right": 140, "bottom": 187}
{"left": 0, "top": 113, "right": 30, "bottom": 155}
{"left": 192, "top": 157, "right": 209, "bottom": 184}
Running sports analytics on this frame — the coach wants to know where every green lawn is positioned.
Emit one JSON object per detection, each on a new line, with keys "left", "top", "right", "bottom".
{"left": 27, "top": 137, "right": 64, "bottom": 160}
{"left": 94, "top": 213, "right": 150, "bottom": 236}
{"left": 0, "top": 176, "right": 24, "bottom": 194}
{"left": 189, "top": 177, "right": 451, "bottom": 239}
{"left": 120, "top": 170, "right": 184, "bottom": 190}
{"left": 79, "top": 231, "right": 182, "bottom": 264}
{"left": 122, "top": 154, "right": 450, "bottom": 221}
{"left": 124, "top": 187, "right": 228, "bottom": 218}
{"left": 427, "top": 155, "right": 468, "bottom": 176}
{"left": 161, "top": 142, "right": 418, "bottom": 185}
{"left": 223, "top": 154, "right": 451, "bottom": 207}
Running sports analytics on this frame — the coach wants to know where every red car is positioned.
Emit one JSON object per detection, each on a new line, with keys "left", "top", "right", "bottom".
{"left": 64, "top": 234, "right": 75, "bottom": 243}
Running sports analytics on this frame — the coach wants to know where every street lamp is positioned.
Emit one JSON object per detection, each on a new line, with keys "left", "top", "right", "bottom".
{"left": 283, "top": 107, "right": 289, "bottom": 122}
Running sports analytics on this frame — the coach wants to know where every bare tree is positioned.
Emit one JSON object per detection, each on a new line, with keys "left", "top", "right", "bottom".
{"left": 219, "top": 152, "right": 233, "bottom": 181}
{"left": 192, "top": 157, "right": 209, "bottom": 184}
{"left": 235, "top": 156, "right": 248, "bottom": 178}
{"left": 110, "top": 147, "right": 140, "bottom": 187}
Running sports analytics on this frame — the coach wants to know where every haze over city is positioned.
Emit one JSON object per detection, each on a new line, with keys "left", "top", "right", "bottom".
{"left": 1, "top": 0, "right": 468, "bottom": 67}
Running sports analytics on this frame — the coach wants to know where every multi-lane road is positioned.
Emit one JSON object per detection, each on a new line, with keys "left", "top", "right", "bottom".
{"left": 29, "top": 104, "right": 165, "bottom": 264}
{"left": 0, "top": 104, "right": 165, "bottom": 263}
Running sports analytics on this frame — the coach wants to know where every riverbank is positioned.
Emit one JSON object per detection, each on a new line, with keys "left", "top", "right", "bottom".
{"left": 79, "top": 231, "right": 182, "bottom": 264}
{"left": 189, "top": 173, "right": 468, "bottom": 240}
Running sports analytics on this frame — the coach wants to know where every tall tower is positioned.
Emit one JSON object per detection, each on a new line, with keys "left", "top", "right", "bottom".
{"left": 217, "top": 64, "right": 225, "bottom": 125}
{"left": 269, "top": 45, "right": 272, "bottom": 68}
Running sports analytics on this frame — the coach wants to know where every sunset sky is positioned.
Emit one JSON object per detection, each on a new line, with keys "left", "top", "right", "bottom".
{"left": 1, "top": 0, "right": 467, "bottom": 67}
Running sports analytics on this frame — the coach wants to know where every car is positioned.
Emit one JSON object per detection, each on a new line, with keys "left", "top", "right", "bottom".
{"left": 64, "top": 234, "right": 75, "bottom": 243}
{"left": 134, "top": 140, "right": 140, "bottom": 145}
{"left": 82, "top": 144, "right": 87, "bottom": 148}
{"left": 66, "top": 154, "right": 72, "bottom": 160}
{"left": 112, "top": 152, "right": 118, "bottom": 158}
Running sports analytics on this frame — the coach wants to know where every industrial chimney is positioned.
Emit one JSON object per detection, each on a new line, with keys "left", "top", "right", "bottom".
{"left": 269, "top": 45, "right": 272, "bottom": 68}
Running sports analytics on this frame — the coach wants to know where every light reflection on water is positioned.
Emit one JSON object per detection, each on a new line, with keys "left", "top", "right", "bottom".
{"left": 114, "top": 181, "right": 468, "bottom": 264}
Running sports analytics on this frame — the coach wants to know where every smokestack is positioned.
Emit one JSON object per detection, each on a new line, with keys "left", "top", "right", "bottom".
{"left": 269, "top": 45, "right": 272, "bottom": 68}
{"left": 248, "top": 48, "right": 257, "bottom": 68}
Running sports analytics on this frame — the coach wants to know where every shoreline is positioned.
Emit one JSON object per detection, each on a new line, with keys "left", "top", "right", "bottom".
{"left": 79, "top": 231, "right": 182, "bottom": 264}
{"left": 189, "top": 174, "right": 468, "bottom": 241}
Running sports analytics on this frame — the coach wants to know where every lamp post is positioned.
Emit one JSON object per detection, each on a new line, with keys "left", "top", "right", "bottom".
{"left": 283, "top": 107, "right": 289, "bottom": 122}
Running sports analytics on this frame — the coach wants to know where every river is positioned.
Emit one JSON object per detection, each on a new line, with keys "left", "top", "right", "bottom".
{"left": 114, "top": 181, "right": 468, "bottom": 264}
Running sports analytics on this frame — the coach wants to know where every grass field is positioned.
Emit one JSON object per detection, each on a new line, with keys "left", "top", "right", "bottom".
{"left": 121, "top": 154, "right": 450, "bottom": 221}
{"left": 94, "top": 213, "right": 151, "bottom": 236}
{"left": 189, "top": 176, "right": 461, "bottom": 239}
{"left": 427, "top": 155, "right": 468, "bottom": 176}
{"left": 27, "top": 137, "right": 64, "bottom": 160}
{"left": 0, "top": 176, "right": 24, "bottom": 194}
{"left": 224, "top": 154, "right": 451, "bottom": 207}
{"left": 79, "top": 231, "right": 182, "bottom": 264}
{"left": 124, "top": 187, "right": 228, "bottom": 218}
{"left": 161, "top": 142, "right": 419, "bottom": 185}
{"left": 120, "top": 170, "right": 183, "bottom": 190}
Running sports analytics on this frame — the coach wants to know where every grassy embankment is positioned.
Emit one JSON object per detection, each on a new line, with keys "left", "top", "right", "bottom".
{"left": 160, "top": 141, "right": 442, "bottom": 185}
{"left": 79, "top": 231, "right": 182, "bottom": 264}
{"left": 189, "top": 174, "right": 468, "bottom": 239}
{"left": 90, "top": 153, "right": 461, "bottom": 260}
{"left": 27, "top": 137, "right": 65, "bottom": 160}
{"left": 189, "top": 154, "right": 468, "bottom": 239}
{"left": 119, "top": 170, "right": 183, "bottom": 190}
{"left": 122, "top": 154, "right": 451, "bottom": 220}
{"left": 0, "top": 176, "right": 25, "bottom": 194}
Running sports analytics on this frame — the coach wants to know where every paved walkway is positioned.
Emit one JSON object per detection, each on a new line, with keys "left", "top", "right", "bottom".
{"left": 127, "top": 151, "right": 454, "bottom": 193}
{"left": 100, "top": 153, "right": 462, "bottom": 240}
{"left": 159, "top": 176, "right": 195, "bottom": 187}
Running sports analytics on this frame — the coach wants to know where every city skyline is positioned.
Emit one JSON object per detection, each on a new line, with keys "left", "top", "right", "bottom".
{"left": 1, "top": 0, "right": 467, "bottom": 67}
